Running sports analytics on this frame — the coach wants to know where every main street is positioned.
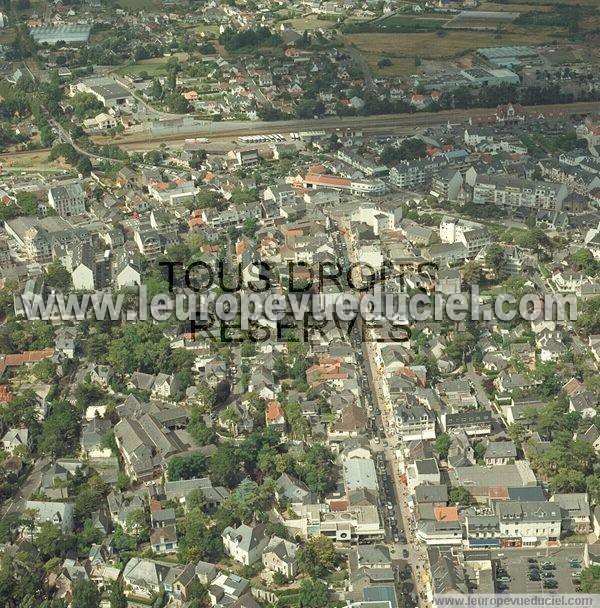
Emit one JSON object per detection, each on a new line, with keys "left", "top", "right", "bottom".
{"left": 336, "top": 217, "right": 432, "bottom": 608}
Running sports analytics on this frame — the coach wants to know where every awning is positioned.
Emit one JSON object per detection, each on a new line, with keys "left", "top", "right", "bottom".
{"left": 522, "top": 536, "right": 538, "bottom": 543}
{"left": 468, "top": 538, "right": 500, "bottom": 547}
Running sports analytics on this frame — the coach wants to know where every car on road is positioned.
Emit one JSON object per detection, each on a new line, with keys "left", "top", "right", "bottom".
{"left": 394, "top": 535, "right": 400, "bottom": 543}
{"left": 542, "top": 562, "right": 554, "bottom": 567}
{"left": 527, "top": 558, "right": 538, "bottom": 563}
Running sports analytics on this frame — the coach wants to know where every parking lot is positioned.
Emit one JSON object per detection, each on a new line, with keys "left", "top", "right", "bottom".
{"left": 491, "top": 547, "right": 585, "bottom": 594}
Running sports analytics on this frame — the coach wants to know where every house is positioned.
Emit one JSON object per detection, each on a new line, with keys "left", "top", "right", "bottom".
{"left": 70, "top": 242, "right": 96, "bottom": 290}
{"left": 440, "top": 411, "right": 492, "bottom": 437}
{"left": 575, "top": 424, "right": 600, "bottom": 453}
{"left": 496, "top": 500, "right": 561, "bottom": 547}
{"left": 208, "top": 572, "right": 251, "bottom": 606}
{"left": 122, "top": 558, "right": 181, "bottom": 600}
{"left": 265, "top": 399, "right": 285, "bottom": 432}
{"left": 484, "top": 440, "right": 516, "bottom": 465}
{"left": 275, "top": 473, "right": 316, "bottom": 507}
{"left": 549, "top": 493, "right": 591, "bottom": 535}
{"left": 569, "top": 391, "right": 597, "bottom": 418}
{"left": 115, "top": 255, "right": 141, "bottom": 289}
{"left": 47, "top": 182, "right": 86, "bottom": 218}
{"left": 262, "top": 536, "right": 298, "bottom": 578}
{"left": 161, "top": 477, "right": 229, "bottom": 511}
{"left": 150, "top": 525, "right": 178, "bottom": 554}
{"left": 222, "top": 523, "right": 269, "bottom": 565}
{"left": 114, "top": 414, "right": 189, "bottom": 481}
{"left": 25, "top": 500, "right": 75, "bottom": 534}
{"left": 127, "top": 372, "right": 181, "bottom": 400}
{"left": 2, "top": 428, "right": 30, "bottom": 455}
{"left": 393, "top": 404, "right": 436, "bottom": 441}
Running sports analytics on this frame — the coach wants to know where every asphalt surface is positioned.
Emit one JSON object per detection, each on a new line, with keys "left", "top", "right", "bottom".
{"left": 492, "top": 547, "right": 585, "bottom": 594}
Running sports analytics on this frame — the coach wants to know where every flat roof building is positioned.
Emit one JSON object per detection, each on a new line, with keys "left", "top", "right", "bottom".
{"left": 31, "top": 24, "right": 91, "bottom": 45}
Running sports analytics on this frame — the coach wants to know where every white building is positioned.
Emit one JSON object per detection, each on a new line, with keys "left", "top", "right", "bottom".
{"left": 48, "top": 182, "right": 86, "bottom": 218}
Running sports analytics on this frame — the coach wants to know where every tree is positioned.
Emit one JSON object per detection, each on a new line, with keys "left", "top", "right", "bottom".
{"left": 109, "top": 581, "right": 128, "bottom": 608}
{"left": 178, "top": 508, "right": 224, "bottom": 563}
{"left": 38, "top": 401, "right": 80, "bottom": 457}
{"left": 210, "top": 444, "right": 240, "bottom": 487}
{"left": 449, "top": 486, "right": 471, "bottom": 505}
{"left": 299, "top": 444, "right": 337, "bottom": 498}
{"left": 45, "top": 259, "right": 71, "bottom": 292}
{"left": 76, "top": 156, "right": 92, "bottom": 176}
{"left": 297, "top": 535, "right": 336, "bottom": 578}
{"left": 576, "top": 297, "right": 600, "bottom": 336}
{"left": 71, "top": 579, "right": 100, "bottom": 608}
{"left": 580, "top": 565, "right": 600, "bottom": 593}
{"left": 434, "top": 433, "right": 451, "bottom": 460}
{"left": 485, "top": 244, "right": 506, "bottom": 279}
{"left": 298, "top": 579, "right": 330, "bottom": 608}
{"left": 462, "top": 262, "right": 482, "bottom": 287}
{"left": 167, "top": 452, "right": 207, "bottom": 481}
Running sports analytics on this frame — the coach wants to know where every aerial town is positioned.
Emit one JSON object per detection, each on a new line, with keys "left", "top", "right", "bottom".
{"left": 0, "top": 0, "right": 600, "bottom": 606}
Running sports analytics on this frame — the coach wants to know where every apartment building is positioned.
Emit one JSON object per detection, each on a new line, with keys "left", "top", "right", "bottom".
{"left": 472, "top": 175, "right": 568, "bottom": 211}
{"left": 48, "top": 182, "right": 86, "bottom": 217}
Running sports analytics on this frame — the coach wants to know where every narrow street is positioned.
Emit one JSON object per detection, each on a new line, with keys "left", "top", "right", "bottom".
{"left": 338, "top": 217, "right": 432, "bottom": 608}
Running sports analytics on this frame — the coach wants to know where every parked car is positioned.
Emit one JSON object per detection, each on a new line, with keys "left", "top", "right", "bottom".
{"left": 402, "top": 549, "right": 409, "bottom": 558}
{"left": 529, "top": 573, "right": 541, "bottom": 581}
{"left": 542, "top": 572, "right": 555, "bottom": 579}
{"left": 543, "top": 580, "right": 558, "bottom": 589}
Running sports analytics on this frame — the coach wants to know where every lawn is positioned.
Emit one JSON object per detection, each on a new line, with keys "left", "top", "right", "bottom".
{"left": 114, "top": 53, "right": 189, "bottom": 77}
{"left": 115, "top": 0, "right": 161, "bottom": 10}
{"left": 375, "top": 14, "right": 450, "bottom": 30}
{"left": 287, "top": 17, "right": 338, "bottom": 30}
{"left": 344, "top": 28, "right": 561, "bottom": 62}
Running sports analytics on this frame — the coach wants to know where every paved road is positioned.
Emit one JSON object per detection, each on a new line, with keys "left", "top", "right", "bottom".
{"left": 1, "top": 457, "right": 48, "bottom": 520}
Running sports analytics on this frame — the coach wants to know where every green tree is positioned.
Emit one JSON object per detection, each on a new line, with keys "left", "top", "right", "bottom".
{"left": 297, "top": 535, "right": 336, "bottom": 578}
{"left": 298, "top": 579, "right": 330, "bottom": 608}
{"left": 299, "top": 444, "right": 337, "bottom": 498}
{"left": 45, "top": 259, "right": 71, "bottom": 292}
{"left": 580, "top": 565, "right": 600, "bottom": 593}
{"left": 109, "top": 580, "right": 128, "bottom": 608}
{"left": 178, "top": 508, "right": 224, "bottom": 563}
{"left": 77, "top": 156, "right": 92, "bottom": 176}
{"left": 167, "top": 452, "right": 207, "bottom": 481}
{"left": 71, "top": 579, "right": 100, "bottom": 608}
{"left": 210, "top": 444, "right": 240, "bottom": 488}
{"left": 434, "top": 433, "right": 451, "bottom": 460}
{"left": 449, "top": 486, "right": 471, "bottom": 505}
{"left": 38, "top": 401, "right": 81, "bottom": 457}
{"left": 485, "top": 244, "right": 506, "bottom": 280}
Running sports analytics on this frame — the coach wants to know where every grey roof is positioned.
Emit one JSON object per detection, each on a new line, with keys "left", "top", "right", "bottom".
{"left": 415, "top": 484, "right": 448, "bottom": 504}
{"left": 415, "top": 458, "right": 440, "bottom": 476}
{"left": 343, "top": 458, "right": 379, "bottom": 492}
{"left": 496, "top": 500, "right": 560, "bottom": 523}
{"left": 484, "top": 440, "right": 516, "bottom": 460}
{"left": 222, "top": 523, "right": 267, "bottom": 553}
